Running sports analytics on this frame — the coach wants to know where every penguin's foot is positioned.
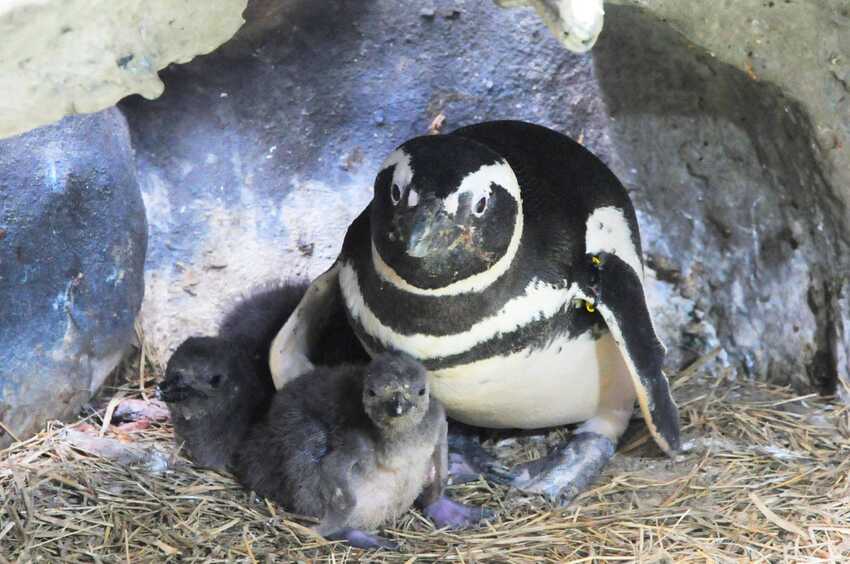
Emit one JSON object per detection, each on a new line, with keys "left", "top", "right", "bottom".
{"left": 424, "top": 496, "right": 494, "bottom": 529}
{"left": 323, "top": 527, "right": 398, "bottom": 550}
{"left": 511, "top": 432, "right": 615, "bottom": 506}
{"left": 447, "top": 431, "right": 513, "bottom": 485}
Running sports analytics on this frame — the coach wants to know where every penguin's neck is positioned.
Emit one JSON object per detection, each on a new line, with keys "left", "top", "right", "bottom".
{"left": 373, "top": 419, "right": 431, "bottom": 467}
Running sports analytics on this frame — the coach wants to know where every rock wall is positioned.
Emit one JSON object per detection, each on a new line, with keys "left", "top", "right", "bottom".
{"left": 0, "top": 109, "right": 147, "bottom": 448}
{"left": 594, "top": 6, "right": 849, "bottom": 393}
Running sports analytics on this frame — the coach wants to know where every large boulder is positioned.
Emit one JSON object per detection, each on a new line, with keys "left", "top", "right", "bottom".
{"left": 0, "top": 0, "right": 248, "bottom": 139}
{"left": 0, "top": 109, "right": 147, "bottom": 447}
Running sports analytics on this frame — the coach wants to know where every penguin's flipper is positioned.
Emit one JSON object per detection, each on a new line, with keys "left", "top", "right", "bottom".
{"left": 581, "top": 251, "right": 681, "bottom": 455}
{"left": 269, "top": 263, "right": 342, "bottom": 389}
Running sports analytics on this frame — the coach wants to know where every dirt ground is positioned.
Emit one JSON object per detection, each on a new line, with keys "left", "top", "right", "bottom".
{"left": 1, "top": 350, "right": 848, "bottom": 562}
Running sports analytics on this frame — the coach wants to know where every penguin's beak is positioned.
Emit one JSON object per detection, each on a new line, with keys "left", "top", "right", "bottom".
{"left": 157, "top": 372, "right": 202, "bottom": 402}
{"left": 387, "top": 392, "right": 412, "bottom": 417}
{"left": 405, "top": 201, "right": 460, "bottom": 259}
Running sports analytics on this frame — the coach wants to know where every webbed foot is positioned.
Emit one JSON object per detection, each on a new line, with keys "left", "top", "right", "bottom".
{"left": 511, "top": 432, "right": 615, "bottom": 506}
{"left": 447, "top": 429, "right": 513, "bottom": 485}
{"left": 424, "top": 495, "right": 493, "bottom": 529}
{"left": 323, "top": 527, "right": 398, "bottom": 550}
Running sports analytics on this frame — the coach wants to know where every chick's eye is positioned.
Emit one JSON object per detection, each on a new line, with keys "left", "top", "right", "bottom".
{"left": 390, "top": 183, "right": 401, "bottom": 205}
{"left": 210, "top": 374, "right": 222, "bottom": 388}
{"left": 367, "top": 389, "right": 377, "bottom": 397}
{"left": 417, "top": 387, "right": 426, "bottom": 396}
{"left": 474, "top": 196, "right": 488, "bottom": 216}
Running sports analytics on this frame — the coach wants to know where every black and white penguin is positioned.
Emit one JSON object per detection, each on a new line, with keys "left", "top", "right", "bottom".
{"left": 270, "top": 120, "right": 680, "bottom": 503}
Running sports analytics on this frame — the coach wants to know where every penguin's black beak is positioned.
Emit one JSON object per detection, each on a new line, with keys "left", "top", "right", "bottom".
{"left": 405, "top": 201, "right": 461, "bottom": 259}
{"left": 156, "top": 373, "right": 201, "bottom": 403}
{"left": 387, "top": 392, "right": 412, "bottom": 417}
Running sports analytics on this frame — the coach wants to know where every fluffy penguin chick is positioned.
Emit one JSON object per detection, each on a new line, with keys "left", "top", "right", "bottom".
{"left": 158, "top": 337, "right": 273, "bottom": 471}
{"left": 159, "top": 282, "right": 370, "bottom": 470}
{"left": 234, "top": 352, "right": 488, "bottom": 549}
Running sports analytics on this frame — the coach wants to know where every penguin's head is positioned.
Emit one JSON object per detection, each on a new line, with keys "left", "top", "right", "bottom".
{"left": 370, "top": 135, "right": 523, "bottom": 293}
{"left": 362, "top": 351, "right": 430, "bottom": 434}
{"left": 158, "top": 337, "right": 257, "bottom": 420}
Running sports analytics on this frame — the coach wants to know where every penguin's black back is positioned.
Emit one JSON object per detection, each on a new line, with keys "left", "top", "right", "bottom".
{"left": 450, "top": 120, "right": 644, "bottom": 271}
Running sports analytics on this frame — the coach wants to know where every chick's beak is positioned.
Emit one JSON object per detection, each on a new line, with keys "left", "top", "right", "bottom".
{"left": 387, "top": 392, "right": 412, "bottom": 417}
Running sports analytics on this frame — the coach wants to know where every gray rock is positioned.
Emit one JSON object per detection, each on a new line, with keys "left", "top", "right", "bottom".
{"left": 594, "top": 6, "right": 849, "bottom": 391}
{"left": 0, "top": 109, "right": 147, "bottom": 447}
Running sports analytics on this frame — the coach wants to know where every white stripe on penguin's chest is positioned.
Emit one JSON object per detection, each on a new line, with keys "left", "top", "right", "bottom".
{"left": 339, "top": 262, "right": 579, "bottom": 359}
{"left": 429, "top": 332, "right": 603, "bottom": 429}
{"left": 340, "top": 262, "right": 606, "bottom": 428}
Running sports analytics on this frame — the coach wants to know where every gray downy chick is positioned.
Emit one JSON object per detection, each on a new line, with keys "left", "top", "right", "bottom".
{"left": 157, "top": 336, "right": 273, "bottom": 471}
{"left": 233, "top": 351, "right": 490, "bottom": 550}
{"left": 158, "top": 282, "right": 370, "bottom": 471}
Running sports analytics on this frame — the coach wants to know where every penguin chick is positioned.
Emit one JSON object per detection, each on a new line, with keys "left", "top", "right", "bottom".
{"left": 234, "top": 351, "right": 489, "bottom": 550}
{"left": 158, "top": 337, "right": 273, "bottom": 471}
{"left": 218, "top": 282, "right": 369, "bottom": 373}
{"left": 159, "top": 281, "right": 369, "bottom": 470}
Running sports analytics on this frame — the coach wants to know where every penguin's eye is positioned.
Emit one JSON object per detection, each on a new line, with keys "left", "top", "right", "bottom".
{"left": 417, "top": 387, "right": 426, "bottom": 396}
{"left": 210, "top": 374, "right": 222, "bottom": 388}
{"left": 473, "top": 196, "right": 488, "bottom": 216}
{"left": 367, "top": 389, "right": 377, "bottom": 397}
{"left": 390, "top": 183, "right": 402, "bottom": 205}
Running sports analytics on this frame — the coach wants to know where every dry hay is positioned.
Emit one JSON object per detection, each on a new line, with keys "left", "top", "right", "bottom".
{"left": 2, "top": 350, "right": 849, "bottom": 563}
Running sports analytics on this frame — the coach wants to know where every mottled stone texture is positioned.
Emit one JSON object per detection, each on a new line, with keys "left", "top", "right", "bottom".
{"left": 0, "top": 109, "right": 147, "bottom": 447}
{"left": 595, "top": 6, "right": 849, "bottom": 394}
{"left": 0, "top": 0, "right": 247, "bottom": 139}
{"left": 119, "top": 0, "right": 844, "bottom": 396}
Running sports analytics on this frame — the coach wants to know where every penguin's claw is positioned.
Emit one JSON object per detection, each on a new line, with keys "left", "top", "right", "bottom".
{"left": 447, "top": 433, "right": 513, "bottom": 485}
{"left": 424, "top": 496, "right": 493, "bottom": 529}
{"left": 324, "top": 527, "right": 398, "bottom": 550}
{"left": 510, "top": 432, "right": 615, "bottom": 506}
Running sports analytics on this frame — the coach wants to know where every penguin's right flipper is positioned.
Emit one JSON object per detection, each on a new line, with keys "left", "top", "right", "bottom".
{"left": 581, "top": 251, "right": 681, "bottom": 455}
{"left": 269, "top": 263, "right": 342, "bottom": 389}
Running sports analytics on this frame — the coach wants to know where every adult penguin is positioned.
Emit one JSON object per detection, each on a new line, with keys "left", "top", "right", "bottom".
{"left": 270, "top": 120, "right": 680, "bottom": 503}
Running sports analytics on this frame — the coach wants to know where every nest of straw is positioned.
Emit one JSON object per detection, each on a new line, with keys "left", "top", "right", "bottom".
{"left": 2, "top": 348, "right": 848, "bottom": 563}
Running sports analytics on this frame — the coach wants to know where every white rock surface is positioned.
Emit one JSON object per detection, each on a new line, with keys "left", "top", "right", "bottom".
{"left": 495, "top": 0, "right": 605, "bottom": 52}
{"left": 0, "top": 0, "right": 247, "bottom": 139}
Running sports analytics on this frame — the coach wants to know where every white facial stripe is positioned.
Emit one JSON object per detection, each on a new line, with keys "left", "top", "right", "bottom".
{"left": 341, "top": 264, "right": 576, "bottom": 360}
{"left": 371, "top": 160, "right": 523, "bottom": 296}
{"left": 585, "top": 206, "right": 643, "bottom": 279}
{"left": 444, "top": 161, "right": 520, "bottom": 216}
{"left": 371, "top": 200, "right": 522, "bottom": 296}
{"left": 379, "top": 148, "right": 414, "bottom": 194}
{"left": 407, "top": 188, "right": 419, "bottom": 207}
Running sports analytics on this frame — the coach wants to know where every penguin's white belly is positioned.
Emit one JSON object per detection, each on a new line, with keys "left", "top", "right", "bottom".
{"left": 430, "top": 331, "right": 608, "bottom": 429}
